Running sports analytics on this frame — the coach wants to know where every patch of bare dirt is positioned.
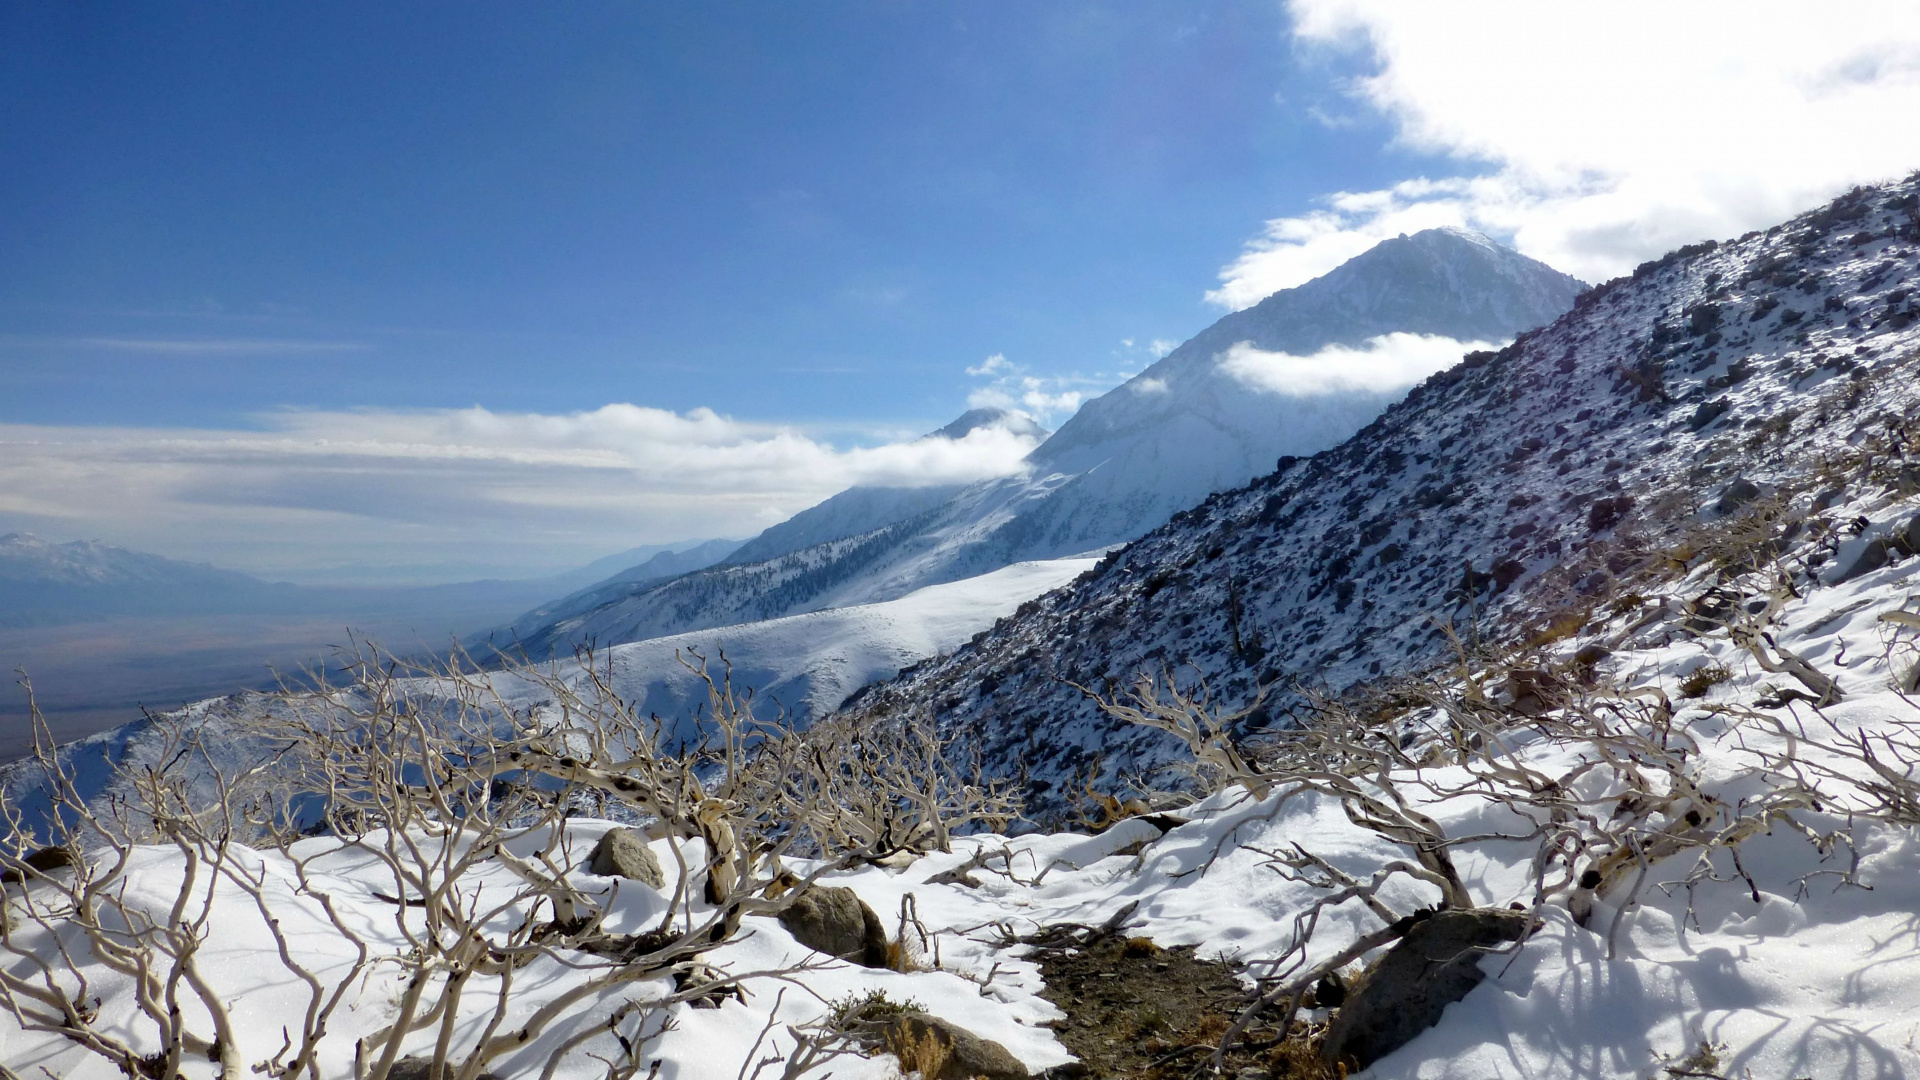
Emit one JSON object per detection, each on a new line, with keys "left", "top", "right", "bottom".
{"left": 1027, "top": 927, "right": 1339, "bottom": 1080}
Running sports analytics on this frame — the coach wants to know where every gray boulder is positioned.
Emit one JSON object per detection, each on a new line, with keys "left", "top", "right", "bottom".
{"left": 1898, "top": 513, "right": 1920, "bottom": 557}
{"left": 776, "top": 885, "right": 888, "bottom": 967}
{"left": 585, "top": 828, "right": 665, "bottom": 889}
{"left": 387, "top": 1059, "right": 501, "bottom": 1080}
{"left": 1828, "top": 537, "right": 1893, "bottom": 585}
{"left": 1322, "top": 908, "right": 1531, "bottom": 1069}
{"left": 1715, "top": 476, "right": 1762, "bottom": 515}
{"left": 886, "top": 1011, "right": 1029, "bottom": 1080}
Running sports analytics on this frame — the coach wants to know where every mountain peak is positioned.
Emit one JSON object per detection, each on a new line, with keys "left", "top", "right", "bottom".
{"left": 925, "top": 407, "right": 1050, "bottom": 443}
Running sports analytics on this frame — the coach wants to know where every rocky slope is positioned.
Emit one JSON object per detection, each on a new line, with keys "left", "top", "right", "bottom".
{"left": 838, "top": 179, "right": 1920, "bottom": 809}
{"left": 499, "top": 230, "right": 1584, "bottom": 657}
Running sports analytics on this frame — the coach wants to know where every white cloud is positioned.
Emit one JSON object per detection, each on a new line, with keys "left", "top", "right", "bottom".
{"left": 964, "top": 355, "right": 1124, "bottom": 425}
{"left": 1217, "top": 333, "right": 1498, "bottom": 397}
{"left": 0, "top": 404, "right": 1043, "bottom": 584}
{"left": 966, "top": 353, "right": 1013, "bottom": 377}
{"left": 1131, "top": 377, "right": 1170, "bottom": 395}
{"left": 1210, "top": 1, "right": 1920, "bottom": 308}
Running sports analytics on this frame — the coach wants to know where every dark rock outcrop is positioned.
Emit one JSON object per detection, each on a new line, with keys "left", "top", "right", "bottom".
{"left": 1322, "top": 908, "right": 1531, "bottom": 1068}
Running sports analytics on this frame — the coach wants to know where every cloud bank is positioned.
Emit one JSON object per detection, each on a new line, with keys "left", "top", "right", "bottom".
{"left": 1210, "top": 0, "right": 1920, "bottom": 308}
{"left": 1218, "top": 333, "right": 1497, "bottom": 397}
{"left": 0, "top": 405, "right": 1042, "bottom": 584}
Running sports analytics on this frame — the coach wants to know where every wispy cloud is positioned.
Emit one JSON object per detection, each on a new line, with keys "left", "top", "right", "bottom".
{"left": 0, "top": 404, "right": 1044, "bottom": 584}
{"left": 0, "top": 335, "right": 373, "bottom": 355}
{"left": 1218, "top": 333, "right": 1497, "bottom": 396}
{"left": 1211, "top": 1, "right": 1920, "bottom": 308}
{"left": 964, "top": 353, "right": 1135, "bottom": 424}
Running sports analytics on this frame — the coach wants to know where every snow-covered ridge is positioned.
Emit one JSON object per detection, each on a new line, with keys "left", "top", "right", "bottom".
{"left": 840, "top": 178, "right": 1920, "bottom": 813}
{"left": 500, "top": 229, "right": 1585, "bottom": 658}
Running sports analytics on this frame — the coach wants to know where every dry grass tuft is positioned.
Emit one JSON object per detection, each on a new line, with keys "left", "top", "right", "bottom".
{"left": 884, "top": 1023, "right": 951, "bottom": 1080}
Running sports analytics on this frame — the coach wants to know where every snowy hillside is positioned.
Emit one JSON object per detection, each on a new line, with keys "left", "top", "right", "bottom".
{"left": 841, "top": 178, "right": 1920, "bottom": 813}
{"left": 7, "top": 480, "right": 1920, "bottom": 1078}
{"left": 504, "top": 230, "right": 1584, "bottom": 656}
{"left": 689, "top": 411, "right": 1048, "bottom": 569}
{"left": 0, "top": 557, "right": 1099, "bottom": 824}
{"left": 528, "top": 556, "right": 1098, "bottom": 744}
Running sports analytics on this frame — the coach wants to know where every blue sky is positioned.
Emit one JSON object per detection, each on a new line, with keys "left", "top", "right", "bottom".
{"left": 3, "top": 2, "right": 1915, "bottom": 582}
{"left": 0, "top": 2, "right": 1410, "bottom": 431}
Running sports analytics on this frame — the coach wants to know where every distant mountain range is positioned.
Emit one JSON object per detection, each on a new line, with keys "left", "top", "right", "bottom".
{"left": 489, "top": 228, "right": 1585, "bottom": 658}
{"left": 0, "top": 533, "right": 742, "bottom": 628}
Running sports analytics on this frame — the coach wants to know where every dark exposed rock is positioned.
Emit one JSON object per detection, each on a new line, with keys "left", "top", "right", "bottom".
{"left": 777, "top": 885, "right": 888, "bottom": 967}
{"left": 1897, "top": 514, "right": 1920, "bottom": 557}
{"left": 1688, "top": 397, "right": 1731, "bottom": 431}
{"left": 1573, "top": 643, "right": 1611, "bottom": 668}
{"left": 1587, "top": 495, "right": 1635, "bottom": 533}
{"left": 585, "top": 827, "right": 665, "bottom": 889}
{"left": 1, "top": 844, "right": 79, "bottom": 886}
{"left": 885, "top": 1012, "right": 1030, "bottom": 1080}
{"left": 1715, "top": 477, "right": 1763, "bottom": 515}
{"left": 387, "top": 1059, "right": 502, "bottom": 1080}
{"left": 1323, "top": 908, "right": 1531, "bottom": 1069}
{"left": 1826, "top": 537, "right": 1894, "bottom": 584}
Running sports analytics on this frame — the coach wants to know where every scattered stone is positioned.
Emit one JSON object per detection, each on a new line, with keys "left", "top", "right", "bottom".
{"left": 1322, "top": 907, "right": 1532, "bottom": 1070}
{"left": 0, "top": 844, "right": 79, "bottom": 885}
{"left": 1572, "top": 643, "right": 1611, "bottom": 668}
{"left": 1715, "top": 476, "right": 1762, "bottom": 515}
{"left": 1827, "top": 537, "right": 1893, "bottom": 584}
{"left": 387, "top": 1059, "right": 501, "bottom": 1080}
{"left": 869, "top": 849, "right": 922, "bottom": 871}
{"left": 885, "top": 1012, "right": 1030, "bottom": 1080}
{"left": 777, "top": 885, "right": 888, "bottom": 967}
{"left": 1685, "top": 588, "right": 1737, "bottom": 632}
{"left": 675, "top": 961, "right": 747, "bottom": 1009}
{"left": 1586, "top": 494, "right": 1635, "bottom": 532}
{"left": 585, "top": 828, "right": 665, "bottom": 889}
{"left": 1687, "top": 397, "right": 1731, "bottom": 431}
{"left": 1897, "top": 513, "right": 1920, "bottom": 557}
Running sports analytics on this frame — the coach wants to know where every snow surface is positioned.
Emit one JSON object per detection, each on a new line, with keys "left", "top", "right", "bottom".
{"left": 9, "top": 521, "right": 1920, "bottom": 1078}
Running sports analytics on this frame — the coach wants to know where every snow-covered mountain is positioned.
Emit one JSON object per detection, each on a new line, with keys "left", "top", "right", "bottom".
{"left": 509, "top": 555, "right": 1098, "bottom": 744}
{"left": 498, "top": 230, "right": 1584, "bottom": 656}
{"left": 722, "top": 408, "right": 1049, "bottom": 567}
{"left": 559, "top": 537, "right": 744, "bottom": 588}
{"left": 838, "top": 178, "right": 1920, "bottom": 811}
{"left": 0, "top": 533, "right": 301, "bottom": 623}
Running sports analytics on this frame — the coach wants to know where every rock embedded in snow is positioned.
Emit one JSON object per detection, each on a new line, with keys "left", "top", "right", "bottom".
{"left": 388, "top": 1059, "right": 501, "bottom": 1080}
{"left": 1322, "top": 907, "right": 1533, "bottom": 1069}
{"left": 885, "top": 1012, "right": 1030, "bottom": 1080}
{"left": 585, "top": 828, "right": 665, "bottom": 889}
{"left": 776, "top": 884, "right": 888, "bottom": 967}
